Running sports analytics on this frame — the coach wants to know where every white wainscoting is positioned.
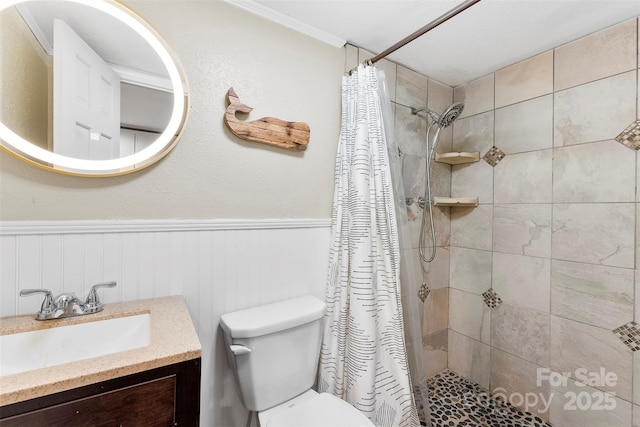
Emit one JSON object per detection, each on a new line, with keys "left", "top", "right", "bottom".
{"left": 0, "top": 219, "right": 331, "bottom": 427}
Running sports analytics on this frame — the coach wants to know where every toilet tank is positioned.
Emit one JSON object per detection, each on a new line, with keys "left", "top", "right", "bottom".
{"left": 219, "top": 295, "right": 326, "bottom": 412}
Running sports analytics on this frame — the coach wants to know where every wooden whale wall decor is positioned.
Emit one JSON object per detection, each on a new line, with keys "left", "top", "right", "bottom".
{"left": 224, "top": 88, "right": 310, "bottom": 151}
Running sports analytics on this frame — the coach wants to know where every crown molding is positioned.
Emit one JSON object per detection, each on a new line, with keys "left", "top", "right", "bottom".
{"left": 223, "top": 0, "right": 345, "bottom": 48}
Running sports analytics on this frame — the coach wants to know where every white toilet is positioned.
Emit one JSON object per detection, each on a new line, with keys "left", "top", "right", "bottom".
{"left": 220, "top": 295, "right": 375, "bottom": 427}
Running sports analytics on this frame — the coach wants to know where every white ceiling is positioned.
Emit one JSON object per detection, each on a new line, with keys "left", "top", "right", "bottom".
{"left": 228, "top": 0, "right": 640, "bottom": 87}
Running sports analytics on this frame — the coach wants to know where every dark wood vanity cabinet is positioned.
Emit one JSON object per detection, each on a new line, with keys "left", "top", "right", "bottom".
{"left": 0, "top": 358, "right": 201, "bottom": 427}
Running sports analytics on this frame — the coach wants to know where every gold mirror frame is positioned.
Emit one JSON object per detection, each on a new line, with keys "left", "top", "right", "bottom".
{"left": 0, "top": 0, "right": 189, "bottom": 176}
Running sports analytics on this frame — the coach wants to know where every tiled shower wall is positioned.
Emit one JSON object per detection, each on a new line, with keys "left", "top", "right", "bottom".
{"left": 447, "top": 18, "right": 639, "bottom": 426}
{"left": 349, "top": 16, "right": 640, "bottom": 427}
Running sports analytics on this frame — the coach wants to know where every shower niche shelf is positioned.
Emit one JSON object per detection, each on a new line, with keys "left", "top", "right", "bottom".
{"left": 433, "top": 197, "right": 478, "bottom": 207}
{"left": 435, "top": 152, "right": 479, "bottom": 165}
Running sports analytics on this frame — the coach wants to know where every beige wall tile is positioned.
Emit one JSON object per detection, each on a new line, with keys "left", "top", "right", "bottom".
{"left": 404, "top": 200, "right": 422, "bottom": 250}
{"left": 430, "top": 161, "right": 452, "bottom": 199}
{"left": 423, "top": 79, "right": 454, "bottom": 154}
{"left": 399, "top": 248, "right": 424, "bottom": 295}
{"left": 634, "top": 404, "right": 640, "bottom": 427}
{"left": 637, "top": 206, "right": 640, "bottom": 269}
{"left": 492, "top": 252, "right": 551, "bottom": 313}
{"left": 357, "top": 47, "right": 373, "bottom": 63}
{"left": 495, "top": 95, "right": 553, "bottom": 154}
{"left": 493, "top": 204, "right": 552, "bottom": 258}
{"left": 550, "top": 315, "right": 633, "bottom": 401}
{"left": 452, "top": 110, "right": 494, "bottom": 154}
{"left": 396, "top": 65, "right": 428, "bottom": 108}
{"left": 376, "top": 58, "right": 397, "bottom": 103}
{"left": 424, "top": 330, "right": 448, "bottom": 378}
{"left": 401, "top": 153, "right": 425, "bottom": 200}
{"left": 553, "top": 140, "right": 636, "bottom": 203}
{"left": 555, "top": 19, "right": 637, "bottom": 91}
{"left": 453, "top": 74, "right": 494, "bottom": 118}
{"left": 449, "top": 288, "right": 491, "bottom": 344}
{"left": 448, "top": 329, "right": 491, "bottom": 389}
{"left": 433, "top": 206, "right": 451, "bottom": 248}
{"left": 634, "top": 270, "right": 640, "bottom": 324}
{"left": 549, "top": 379, "right": 632, "bottom": 427}
{"left": 433, "top": 126, "right": 453, "bottom": 155}
{"left": 451, "top": 162, "right": 493, "bottom": 204}
{"left": 491, "top": 303, "right": 550, "bottom": 366}
{"left": 552, "top": 203, "right": 635, "bottom": 268}
{"left": 636, "top": 279, "right": 639, "bottom": 412}
{"left": 428, "top": 79, "right": 454, "bottom": 119}
{"left": 423, "top": 288, "right": 449, "bottom": 335}
{"left": 551, "top": 260, "right": 634, "bottom": 330}
{"left": 400, "top": 162, "right": 451, "bottom": 251}
{"left": 495, "top": 51, "right": 553, "bottom": 108}
{"left": 554, "top": 70, "right": 636, "bottom": 147}
{"left": 494, "top": 150, "right": 553, "bottom": 204}
{"left": 449, "top": 247, "right": 492, "bottom": 294}
{"left": 423, "top": 246, "right": 449, "bottom": 290}
{"left": 403, "top": 300, "right": 423, "bottom": 347}
{"left": 635, "top": 351, "right": 639, "bottom": 406}
{"left": 395, "top": 104, "right": 427, "bottom": 157}
{"left": 404, "top": 340, "right": 420, "bottom": 385}
{"left": 450, "top": 205, "right": 493, "bottom": 251}
{"left": 490, "top": 348, "right": 551, "bottom": 419}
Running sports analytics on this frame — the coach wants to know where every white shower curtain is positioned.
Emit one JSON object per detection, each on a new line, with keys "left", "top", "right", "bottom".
{"left": 318, "top": 64, "right": 419, "bottom": 427}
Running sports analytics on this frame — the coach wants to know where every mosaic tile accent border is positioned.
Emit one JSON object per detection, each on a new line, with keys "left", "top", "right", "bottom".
{"left": 418, "top": 283, "right": 430, "bottom": 302}
{"left": 483, "top": 146, "right": 506, "bottom": 166}
{"left": 482, "top": 288, "right": 502, "bottom": 309}
{"left": 612, "top": 321, "right": 640, "bottom": 351}
{"left": 415, "top": 370, "right": 553, "bottom": 427}
{"left": 615, "top": 120, "right": 640, "bottom": 151}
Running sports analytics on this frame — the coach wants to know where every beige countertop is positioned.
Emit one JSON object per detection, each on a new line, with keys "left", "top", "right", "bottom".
{"left": 0, "top": 296, "right": 201, "bottom": 406}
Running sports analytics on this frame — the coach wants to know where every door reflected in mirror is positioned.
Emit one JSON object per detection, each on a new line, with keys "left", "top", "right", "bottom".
{"left": 0, "top": 0, "right": 187, "bottom": 176}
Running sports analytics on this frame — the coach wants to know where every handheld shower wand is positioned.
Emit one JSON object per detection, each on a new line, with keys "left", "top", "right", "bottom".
{"left": 411, "top": 103, "right": 464, "bottom": 263}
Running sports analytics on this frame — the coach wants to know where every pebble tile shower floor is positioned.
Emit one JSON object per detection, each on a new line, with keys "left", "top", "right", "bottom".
{"left": 415, "top": 370, "right": 553, "bottom": 427}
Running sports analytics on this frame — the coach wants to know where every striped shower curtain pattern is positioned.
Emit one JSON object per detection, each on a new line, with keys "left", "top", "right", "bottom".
{"left": 318, "top": 64, "right": 419, "bottom": 427}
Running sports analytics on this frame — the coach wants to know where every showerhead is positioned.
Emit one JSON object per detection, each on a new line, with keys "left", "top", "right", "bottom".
{"left": 438, "top": 102, "right": 464, "bottom": 128}
{"left": 410, "top": 102, "right": 464, "bottom": 128}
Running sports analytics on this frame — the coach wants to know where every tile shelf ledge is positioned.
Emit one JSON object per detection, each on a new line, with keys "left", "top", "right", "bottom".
{"left": 434, "top": 151, "right": 480, "bottom": 165}
{"left": 433, "top": 197, "right": 479, "bottom": 207}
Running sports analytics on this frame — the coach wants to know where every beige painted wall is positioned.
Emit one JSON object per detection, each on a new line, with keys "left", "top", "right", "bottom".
{"left": 0, "top": 6, "right": 49, "bottom": 150}
{"left": 0, "top": 1, "right": 344, "bottom": 220}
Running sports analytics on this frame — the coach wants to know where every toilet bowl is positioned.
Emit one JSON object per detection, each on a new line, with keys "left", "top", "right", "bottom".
{"left": 259, "top": 389, "right": 373, "bottom": 427}
{"left": 219, "top": 295, "right": 374, "bottom": 427}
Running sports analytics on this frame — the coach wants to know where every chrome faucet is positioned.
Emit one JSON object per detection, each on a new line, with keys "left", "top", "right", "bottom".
{"left": 20, "top": 281, "right": 117, "bottom": 320}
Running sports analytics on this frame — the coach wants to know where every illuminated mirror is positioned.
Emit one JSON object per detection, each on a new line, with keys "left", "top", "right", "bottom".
{"left": 0, "top": 0, "right": 188, "bottom": 176}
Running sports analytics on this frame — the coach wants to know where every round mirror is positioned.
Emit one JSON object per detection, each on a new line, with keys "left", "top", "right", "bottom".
{"left": 0, "top": 0, "right": 188, "bottom": 176}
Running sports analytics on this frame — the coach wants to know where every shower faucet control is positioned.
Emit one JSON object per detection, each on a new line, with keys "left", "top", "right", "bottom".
{"left": 406, "top": 197, "right": 427, "bottom": 209}
{"left": 19, "top": 281, "right": 117, "bottom": 321}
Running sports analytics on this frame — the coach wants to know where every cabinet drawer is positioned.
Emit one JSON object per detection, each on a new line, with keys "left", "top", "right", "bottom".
{"left": 1, "top": 376, "right": 176, "bottom": 427}
{"left": 0, "top": 359, "right": 200, "bottom": 426}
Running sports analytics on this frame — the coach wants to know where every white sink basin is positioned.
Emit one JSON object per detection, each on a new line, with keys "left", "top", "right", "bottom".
{"left": 0, "top": 313, "right": 150, "bottom": 377}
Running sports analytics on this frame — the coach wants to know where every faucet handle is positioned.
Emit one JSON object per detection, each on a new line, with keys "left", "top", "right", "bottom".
{"left": 20, "top": 289, "right": 56, "bottom": 318}
{"left": 85, "top": 281, "right": 117, "bottom": 311}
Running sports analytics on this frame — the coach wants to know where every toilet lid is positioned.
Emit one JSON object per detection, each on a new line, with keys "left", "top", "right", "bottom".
{"left": 263, "top": 393, "right": 374, "bottom": 427}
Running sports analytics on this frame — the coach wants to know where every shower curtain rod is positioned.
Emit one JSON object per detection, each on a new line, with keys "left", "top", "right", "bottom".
{"left": 350, "top": 0, "right": 482, "bottom": 73}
